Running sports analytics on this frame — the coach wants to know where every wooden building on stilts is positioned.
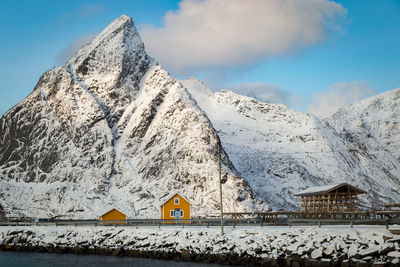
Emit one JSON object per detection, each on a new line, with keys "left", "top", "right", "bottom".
{"left": 0, "top": 204, "right": 5, "bottom": 221}
{"left": 294, "top": 183, "right": 366, "bottom": 213}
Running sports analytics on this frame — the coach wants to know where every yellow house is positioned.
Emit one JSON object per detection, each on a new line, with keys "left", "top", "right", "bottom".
{"left": 160, "top": 193, "right": 191, "bottom": 223}
{"left": 99, "top": 208, "right": 127, "bottom": 224}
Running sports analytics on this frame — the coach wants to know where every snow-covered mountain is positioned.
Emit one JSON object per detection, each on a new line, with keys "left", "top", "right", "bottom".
{"left": 327, "top": 88, "right": 400, "bottom": 159}
{"left": 1, "top": 15, "right": 399, "bottom": 218}
{"left": 181, "top": 79, "right": 400, "bottom": 210}
{"left": 0, "top": 15, "right": 267, "bottom": 219}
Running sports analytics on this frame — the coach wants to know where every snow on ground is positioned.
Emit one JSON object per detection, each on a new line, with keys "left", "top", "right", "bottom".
{"left": 1, "top": 225, "right": 399, "bottom": 264}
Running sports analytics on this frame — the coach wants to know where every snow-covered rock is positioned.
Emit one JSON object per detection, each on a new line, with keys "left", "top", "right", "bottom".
{"left": 182, "top": 79, "right": 400, "bottom": 210}
{"left": 311, "top": 247, "right": 323, "bottom": 259}
{"left": 387, "top": 251, "right": 400, "bottom": 259}
{"left": 327, "top": 88, "right": 400, "bottom": 206}
{"left": 0, "top": 14, "right": 399, "bottom": 218}
{"left": 0, "top": 225, "right": 397, "bottom": 264}
{"left": 0, "top": 15, "right": 267, "bottom": 219}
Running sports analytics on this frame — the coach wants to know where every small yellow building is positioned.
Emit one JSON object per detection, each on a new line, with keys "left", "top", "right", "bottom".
{"left": 160, "top": 193, "right": 191, "bottom": 223}
{"left": 99, "top": 208, "right": 127, "bottom": 224}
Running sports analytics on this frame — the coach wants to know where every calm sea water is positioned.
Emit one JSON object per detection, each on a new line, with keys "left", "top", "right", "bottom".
{"left": 0, "top": 251, "right": 225, "bottom": 267}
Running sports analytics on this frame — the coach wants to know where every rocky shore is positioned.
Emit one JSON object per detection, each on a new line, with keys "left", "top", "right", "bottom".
{"left": 1, "top": 225, "right": 399, "bottom": 266}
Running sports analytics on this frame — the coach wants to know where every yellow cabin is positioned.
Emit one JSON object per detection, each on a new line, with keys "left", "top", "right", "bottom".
{"left": 160, "top": 193, "right": 191, "bottom": 223}
{"left": 99, "top": 208, "right": 127, "bottom": 224}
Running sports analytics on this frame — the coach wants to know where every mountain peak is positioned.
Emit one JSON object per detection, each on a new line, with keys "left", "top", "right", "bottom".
{"left": 100, "top": 14, "right": 135, "bottom": 37}
{"left": 116, "top": 14, "right": 131, "bottom": 22}
{"left": 0, "top": 14, "right": 268, "bottom": 218}
{"left": 66, "top": 15, "right": 152, "bottom": 90}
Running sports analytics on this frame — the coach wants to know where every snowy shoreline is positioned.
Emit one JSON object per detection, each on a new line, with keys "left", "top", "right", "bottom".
{"left": 1, "top": 225, "right": 399, "bottom": 266}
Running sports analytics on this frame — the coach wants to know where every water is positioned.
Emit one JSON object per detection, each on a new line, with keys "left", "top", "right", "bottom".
{"left": 0, "top": 251, "right": 224, "bottom": 267}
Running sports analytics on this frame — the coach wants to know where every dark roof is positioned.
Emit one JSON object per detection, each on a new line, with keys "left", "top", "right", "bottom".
{"left": 294, "top": 183, "right": 366, "bottom": 196}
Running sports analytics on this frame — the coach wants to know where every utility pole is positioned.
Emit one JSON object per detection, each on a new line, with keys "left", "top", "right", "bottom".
{"left": 218, "top": 144, "right": 224, "bottom": 235}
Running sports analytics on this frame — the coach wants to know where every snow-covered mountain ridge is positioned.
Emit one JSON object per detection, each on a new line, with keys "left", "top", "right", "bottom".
{"left": 0, "top": 15, "right": 267, "bottom": 219}
{"left": 327, "top": 87, "right": 400, "bottom": 158}
{"left": 0, "top": 15, "right": 399, "bottom": 217}
{"left": 181, "top": 79, "right": 400, "bottom": 210}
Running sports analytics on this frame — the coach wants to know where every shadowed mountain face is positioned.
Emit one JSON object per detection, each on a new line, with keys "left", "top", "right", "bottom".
{"left": 0, "top": 15, "right": 267, "bottom": 219}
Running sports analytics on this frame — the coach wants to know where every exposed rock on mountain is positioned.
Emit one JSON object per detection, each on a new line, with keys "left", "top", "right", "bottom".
{"left": 0, "top": 15, "right": 267, "bottom": 219}
{"left": 1, "top": 15, "right": 399, "bottom": 217}
{"left": 327, "top": 88, "right": 400, "bottom": 204}
{"left": 327, "top": 88, "right": 400, "bottom": 160}
{"left": 182, "top": 79, "right": 400, "bottom": 210}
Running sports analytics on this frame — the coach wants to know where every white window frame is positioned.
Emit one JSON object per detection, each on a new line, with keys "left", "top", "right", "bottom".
{"left": 180, "top": 210, "right": 184, "bottom": 217}
{"left": 170, "top": 210, "right": 175, "bottom": 217}
{"left": 174, "top": 198, "right": 179, "bottom": 205}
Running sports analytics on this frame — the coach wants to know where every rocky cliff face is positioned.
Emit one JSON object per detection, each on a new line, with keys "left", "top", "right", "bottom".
{"left": 1, "top": 15, "right": 399, "bottom": 217}
{"left": 327, "top": 88, "right": 400, "bottom": 160}
{"left": 0, "top": 15, "right": 267, "bottom": 219}
{"left": 326, "top": 88, "right": 400, "bottom": 205}
{"left": 182, "top": 79, "right": 400, "bottom": 210}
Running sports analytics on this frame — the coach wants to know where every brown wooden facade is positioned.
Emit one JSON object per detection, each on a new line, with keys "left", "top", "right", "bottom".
{"left": 0, "top": 204, "right": 5, "bottom": 221}
{"left": 294, "top": 183, "right": 366, "bottom": 213}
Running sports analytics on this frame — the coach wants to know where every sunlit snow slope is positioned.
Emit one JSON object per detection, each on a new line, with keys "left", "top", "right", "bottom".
{"left": 1, "top": 15, "right": 399, "bottom": 218}
{"left": 181, "top": 79, "right": 400, "bottom": 210}
{"left": 0, "top": 16, "right": 267, "bottom": 219}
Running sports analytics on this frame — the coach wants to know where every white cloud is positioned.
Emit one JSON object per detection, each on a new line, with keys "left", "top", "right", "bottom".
{"left": 308, "top": 81, "right": 376, "bottom": 118}
{"left": 142, "top": 0, "right": 346, "bottom": 73}
{"left": 56, "top": 34, "right": 96, "bottom": 65}
{"left": 227, "top": 83, "right": 290, "bottom": 105}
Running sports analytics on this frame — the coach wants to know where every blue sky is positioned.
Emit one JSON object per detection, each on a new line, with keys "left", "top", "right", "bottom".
{"left": 1, "top": 0, "right": 399, "bottom": 117}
